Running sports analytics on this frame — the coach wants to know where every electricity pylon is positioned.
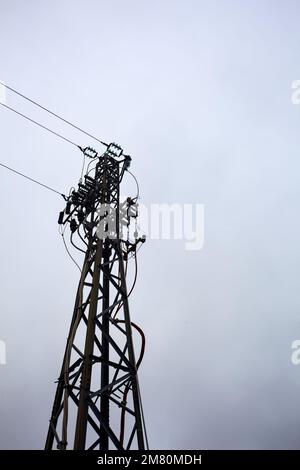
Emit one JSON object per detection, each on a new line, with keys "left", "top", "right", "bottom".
{"left": 45, "top": 143, "right": 147, "bottom": 450}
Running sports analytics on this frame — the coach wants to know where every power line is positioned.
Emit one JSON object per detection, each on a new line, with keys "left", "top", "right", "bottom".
{"left": 2, "top": 83, "right": 108, "bottom": 147}
{"left": 0, "top": 161, "right": 65, "bottom": 198}
{"left": 127, "top": 169, "right": 140, "bottom": 200}
{"left": 0, "top": 102, "right": 79, "bottom": 148}
{"left": 60, "top": 229, "right": 82, "bottom": 273}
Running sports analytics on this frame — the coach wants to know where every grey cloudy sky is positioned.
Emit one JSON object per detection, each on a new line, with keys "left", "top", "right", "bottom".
{"left": 1, "top": 0, "right": 300, "bottom": 449}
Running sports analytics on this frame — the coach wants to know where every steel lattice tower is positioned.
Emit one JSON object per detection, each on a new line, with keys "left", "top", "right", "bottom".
{"left": 45, "top": 143, "right": 147, "bottom": 450}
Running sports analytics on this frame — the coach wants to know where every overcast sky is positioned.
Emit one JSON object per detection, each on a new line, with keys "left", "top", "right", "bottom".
{"left": 1, "top": 0, "right": 300, "bottom": 449}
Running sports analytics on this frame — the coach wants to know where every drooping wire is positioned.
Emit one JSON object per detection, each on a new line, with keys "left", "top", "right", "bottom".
{"left": 127, "top": 251, "right": 138, "bottom": 297}
{"left": 77, "top": 225, "right": 88, "bottom": 248}
{"left": 59, "top": 225, "right": 82, "bottom": 272}
{"left": 126, "top": 170, "right": 140, "bottom": 200}
{"left": 0, "top": 103, "right": 80, "bottom": 148}
{"left": 2, "top": 83, "right": 108, "bottom": 147}
{"left": 70, "top": 231, "right": 85, "bottom": 254}
{"left": 0, "top": 161, "right": 65, "bottom": 198}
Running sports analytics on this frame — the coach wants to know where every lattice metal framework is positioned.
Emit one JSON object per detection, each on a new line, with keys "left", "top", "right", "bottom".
{"left": 45, "top": 144, "right": 147, "bottom": 450}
